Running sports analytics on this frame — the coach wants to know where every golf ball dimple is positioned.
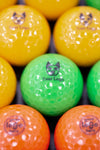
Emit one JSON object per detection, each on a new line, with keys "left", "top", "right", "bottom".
{"left": 0, "top": 105, "right": 50, "bottom": 150}
{"left": 87, "top": 61, "right": 100, "bottom": 106}
{"left": 0, "top": 5, "right": 51, "bottom": 66}
{"left": 25, "top": 0, "right": 79, "bottom": 20}
{"left": 0, "top": 57, "right": 16, "bottom": 108}
{"left": 53, "top": 6, "right": 100, "bottom": 66}
{"left": 54, "top": 105, "right": 100, "bottom": 150}
{"left": 85, "top": 0, "right": 100, "bottom": 10}
{"left": 20, "top": 54, "right": 83, "bottom": 116}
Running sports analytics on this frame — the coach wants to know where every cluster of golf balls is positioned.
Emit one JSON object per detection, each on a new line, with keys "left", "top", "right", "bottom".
{"left": 0, "top": 0, "right": 100, "bottom": 150}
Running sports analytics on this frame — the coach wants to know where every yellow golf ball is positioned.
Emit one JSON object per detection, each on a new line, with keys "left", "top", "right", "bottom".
{"left": 54, "top": 6, "right": 100, "bottom": 67}
{"left": 0, "top": 57, "right": 17, "bottom": 108}
{"left": 0, "top": 5, "right": 51, "bottom": 66}
{"left": 25, "top": 0, "right": 79, "bottom": 20}
{"left": 0, "top": 0, "right": 17, "bottom": 11}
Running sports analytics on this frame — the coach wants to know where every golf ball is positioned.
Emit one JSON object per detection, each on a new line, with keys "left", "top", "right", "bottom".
{"left": 85, "top": 0, "right": 100, "bottom": 10}
{"left": 0, "top": 5, "right": 51, "bottom": 66}
{"left": 54, "top": 6, "right": 100, "bottom": 66}
{"left": 0, "top": 57, "right": 16, "bottom": 108}
{"left": 25, "top": 0, "right": 79, "bottom": 20}
{"left": 87, "top": 61, "right": 100, "bottom": 106}
{"left": 0, "top": 0, "right": 17, "bottom": 10}
{"left": 20, "top": 54, "right": 83, "bottom": 116}
{"left": 54, "top": 105, "right": 100, "bottom": 150}
{"left": 0, "top": 105, "right": 50, "bottom": 150}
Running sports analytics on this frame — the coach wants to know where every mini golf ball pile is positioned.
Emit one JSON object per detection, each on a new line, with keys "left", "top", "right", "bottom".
{"left": 0, "top": 0, "right": 100, "bottom": 150}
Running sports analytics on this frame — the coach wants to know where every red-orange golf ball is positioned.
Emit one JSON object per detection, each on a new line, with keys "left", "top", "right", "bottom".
{"left": 0, "top": 105, "right": 50, "bottom": 150}
{"left": 54, "top": 105, "right": 100, "bottom": 150}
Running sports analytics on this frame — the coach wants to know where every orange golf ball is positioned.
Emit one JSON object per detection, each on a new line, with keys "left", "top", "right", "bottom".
{"left": 54, "top": 105, "right": 100, "bottom": 150}
{"left": 25, "top": 0, "right": 79, "bottom": 20}
{"left": 0, "top": 5, "right": 51, "bottom": 66}
{"left": 0, "top": 57, "right": 16, "bottom": 108}
{"left": 0, "top": 105, "right": 50, "bottom": 150}
{"left": 54, "top": 6, "right": 100, "bottom": 66}
{"left": 0, "top": 0, "right": 17, "bottom": 11}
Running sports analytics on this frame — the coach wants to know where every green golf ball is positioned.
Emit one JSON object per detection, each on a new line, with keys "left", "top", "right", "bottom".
{"left": 87, "top": 61, "right": 100, "bottom": 106}
{"left": 20, "top": 54, "right": 83, "bottom": 116}
{"left": 85, "top": 0, "right": 100, "bottom": 10}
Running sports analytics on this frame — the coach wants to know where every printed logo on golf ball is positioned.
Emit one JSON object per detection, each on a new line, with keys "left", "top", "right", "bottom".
{"left": 10, "top": 12, "right": 30, "bottom": 30}
{"left": 20, "top": 54, "right": 83, "bottom": 116}
{"left": 43, "top": 61, "right": 64, "bottom": 82}
{"left": 4, "top": 116, "right": 26, "bottom": 136}
{"left": 0, "top": 5, "right": 51, "bottom": 66}
{"left": 79, "top": 115, "right": 100, "bottom": 135}
{"left": 77, "top": 12, "right": 95, "bottom": 30}
{"left": 54, "top": 6, "right": 100, "bottom": 66}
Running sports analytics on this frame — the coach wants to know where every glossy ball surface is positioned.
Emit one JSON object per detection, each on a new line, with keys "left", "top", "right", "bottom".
{"left": 54, "top": 6, "right": 100, "bottom": 66}
{"left": 85, "top": 0, "right": 100, "bottom": 10}
{"left": 0, "top": 57, "right": 16, "bottom": 108}
{"left": 0, "top": 105, "right": 50, "bottom": 150}
{"left": 20, "top": 54, "right": 83, "bottom": 116}
{"left": 54, "top": 105, "right": 100, "bottom": 150}
{"left": 87, "top": 61, "right": 100, "bottom": 106}
{"left": 0, "top": 5, "right": 51, "bottom": 66}
{"left": 0, "top": 0, "right": 17, "bottom": 10}
{"left": 25, "top": 0, "right": 79, "bottom": 20}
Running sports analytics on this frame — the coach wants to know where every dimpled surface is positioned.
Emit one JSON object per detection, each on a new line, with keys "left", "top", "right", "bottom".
{"left": 0, "top": 57, "right": 16, "bottom": 107}
{"left": 87, "top": 61, "right": 100, "bottom": 106}
{"left": 25, "top": 0, "right": 79, "bottom": 20}
{"left": 20, "top": 54, "right": 83, "bottom": 116}
{"left": 54, "top": 105, "right": 100, "bottom": 150}
{"left": 85, "top": 0, "right": 100, "bottom": 10}
{"left": 0, "top": 0, "right": 17, "bottom": 10}
{"left": 0, "top": 5, "right": 51, "bottom": 66}
{"left": 54, "top": 6, "right": 100, "bottom": 66}
{"left": 0, "top": 105, "right": 50, "bottom": 150}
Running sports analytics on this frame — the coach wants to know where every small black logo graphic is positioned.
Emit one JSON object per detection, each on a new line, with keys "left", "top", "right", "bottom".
{"left": 12, "top": 12, "right": 26, "bottom": 25}
{"left": 4, "top": 116, "right": 26, "bottom": 136}
{"left": 79, "top": 115, "right": 100, "bottom": 135}
{"left": 46, "top": 62, "right": 60, "bottom": 76}
{"left": 79, "top": 13, "right": 93, "bottom": 27}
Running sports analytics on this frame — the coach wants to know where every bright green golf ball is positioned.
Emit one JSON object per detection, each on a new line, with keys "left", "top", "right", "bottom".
{"left": 85, "top": 0, "right": 100, "bottom": 10}
{"left": 20, "top": 54, "right": 83, "bottom": 116}
{"left": 87, "top": 61, "right": 100, "bottom": 106}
